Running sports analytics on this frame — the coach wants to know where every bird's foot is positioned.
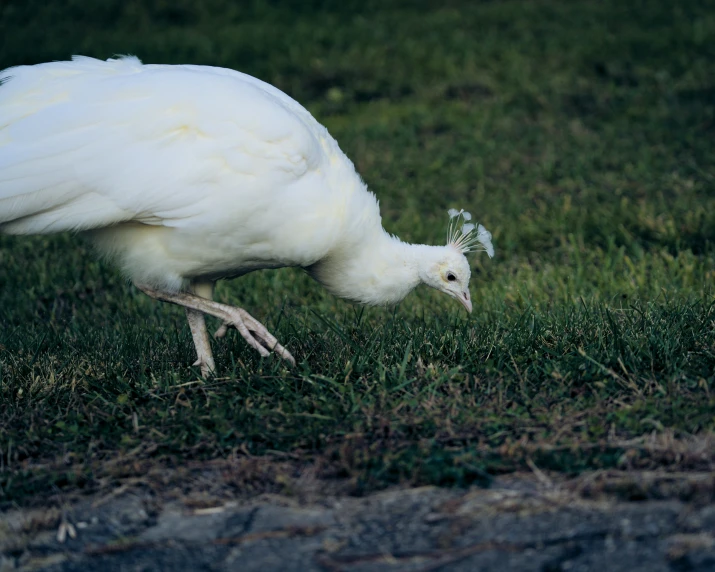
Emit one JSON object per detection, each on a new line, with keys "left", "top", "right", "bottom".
{"left": 214, "top": 307, "right": 296, "bottom": 366}
{"left": 192, "top": 356, "right": 215, "bottom": 379}
{"left": 186, "top": 307, "right": 216, "bottom": 378}
{"left": 135, "top": 284, "right": 295, "bottom": 369}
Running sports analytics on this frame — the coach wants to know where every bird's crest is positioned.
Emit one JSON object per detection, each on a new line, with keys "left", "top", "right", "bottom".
{"left": 447, "top": 209, "right": 494, "bottom": 258}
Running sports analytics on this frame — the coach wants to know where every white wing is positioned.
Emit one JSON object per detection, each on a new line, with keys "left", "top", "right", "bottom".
{"left": 0, "top": 56, "right": 333, "bottom": 234}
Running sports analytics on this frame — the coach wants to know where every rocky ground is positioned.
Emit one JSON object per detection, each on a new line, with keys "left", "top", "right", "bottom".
{"left": 2, "top": 469, "right": 714, "bottom": 571}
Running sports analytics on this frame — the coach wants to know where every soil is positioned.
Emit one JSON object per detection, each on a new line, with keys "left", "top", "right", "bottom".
{"left": 2, "top": 470, "right": 714, "bottom": 571}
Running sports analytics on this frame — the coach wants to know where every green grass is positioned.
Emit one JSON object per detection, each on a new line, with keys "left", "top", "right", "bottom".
{"left": 1, "top": 0, "right": 714, "bottom": 504}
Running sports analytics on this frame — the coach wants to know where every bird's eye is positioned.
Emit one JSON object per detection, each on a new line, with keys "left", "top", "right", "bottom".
{"left": 446, "top": 272, "right": 457, "bottom": 282}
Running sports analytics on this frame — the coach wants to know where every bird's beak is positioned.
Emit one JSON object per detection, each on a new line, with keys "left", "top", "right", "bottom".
{"left": 457, "top": 290, "right": 472, "bottom": 313}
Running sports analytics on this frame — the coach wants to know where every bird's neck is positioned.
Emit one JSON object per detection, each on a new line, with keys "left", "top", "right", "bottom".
{"left": 309, "top": 230, "right": 441, "bottom": 306}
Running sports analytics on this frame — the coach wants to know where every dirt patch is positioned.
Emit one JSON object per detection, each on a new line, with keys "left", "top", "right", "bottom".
{"left": 2, "top": 469, "right": 714, "bottom": 571}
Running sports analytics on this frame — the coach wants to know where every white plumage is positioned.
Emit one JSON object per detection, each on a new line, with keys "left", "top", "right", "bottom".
{"left": 0, "top": 56, "right": 493, "bottom": 375}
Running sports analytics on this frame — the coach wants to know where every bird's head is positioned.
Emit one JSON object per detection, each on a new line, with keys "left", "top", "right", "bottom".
{"left": 418, "top": 209, "right": 494, "bottom": 314}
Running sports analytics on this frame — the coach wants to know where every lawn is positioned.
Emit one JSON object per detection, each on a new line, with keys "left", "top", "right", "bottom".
{"left": 1, "top": 0, "right": 714, "bottom": 505}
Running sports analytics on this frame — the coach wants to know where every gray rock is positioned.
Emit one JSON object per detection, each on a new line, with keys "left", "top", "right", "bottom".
{"left": 3, "top": 476, "right": 714, "bottom": 572}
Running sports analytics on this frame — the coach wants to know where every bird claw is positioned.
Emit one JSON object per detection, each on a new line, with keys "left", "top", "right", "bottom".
{"left": 215, "top": 309, "right": 296, "bottom": 366}
{"left": 135, "top": 285, "right": 295, "bottom": 370}
{"left": 192, "top": 357, "right": 213, "bottom": 378}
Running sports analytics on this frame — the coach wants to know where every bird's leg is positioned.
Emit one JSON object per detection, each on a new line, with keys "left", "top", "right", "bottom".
{"left": 185, "top": 309, "right": 214, "bottom": 377}
{"left": 135, "top": 284, "right": 295, "bottom": 367}
{"left": 185, "top": 281, "right": 216, "bottom": 378}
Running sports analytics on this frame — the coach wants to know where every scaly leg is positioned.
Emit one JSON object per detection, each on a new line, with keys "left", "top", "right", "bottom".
{"left": 135, "top": 284, "right": 295, "bottom": 370}
{"left": 185, "top": 281, "right": 216, "bottom": 377}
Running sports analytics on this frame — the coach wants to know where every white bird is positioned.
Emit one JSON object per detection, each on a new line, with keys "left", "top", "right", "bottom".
{"left": 0, "top": 56, "right": 494, "bottom": 377}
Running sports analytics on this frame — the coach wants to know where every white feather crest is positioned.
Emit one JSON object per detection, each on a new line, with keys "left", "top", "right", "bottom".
{"left": 446, "top": 208, "right": 494, "bottom": 258}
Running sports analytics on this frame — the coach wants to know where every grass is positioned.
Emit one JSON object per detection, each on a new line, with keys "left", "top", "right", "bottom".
{"left": 1, "top": 0, "right": 714, "bottom": 505}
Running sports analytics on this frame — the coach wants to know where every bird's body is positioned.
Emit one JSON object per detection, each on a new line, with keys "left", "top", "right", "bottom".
{"left": 1, "top": 56, "right": 376, "bottom": 295}
{"left": 0, "top": 56, "right": 493, "bottom": 374}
